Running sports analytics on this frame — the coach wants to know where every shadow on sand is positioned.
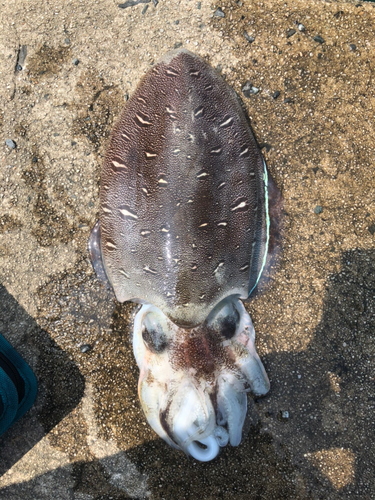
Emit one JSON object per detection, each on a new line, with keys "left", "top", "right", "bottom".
{"left": 0, "top": 284, "right": 85, "bottom": 477}
{"left": 0, "top": 248, "right": 374, "bottom": 499}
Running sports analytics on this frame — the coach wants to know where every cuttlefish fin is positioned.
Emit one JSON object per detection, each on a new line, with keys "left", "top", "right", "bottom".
{"left": 88, "top": 220, "right": 112, "bottom": 290}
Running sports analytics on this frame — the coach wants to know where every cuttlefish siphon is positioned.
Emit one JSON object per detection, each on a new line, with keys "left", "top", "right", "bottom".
{"left": 89, "top": 49, "right": 282, "bottom": 462}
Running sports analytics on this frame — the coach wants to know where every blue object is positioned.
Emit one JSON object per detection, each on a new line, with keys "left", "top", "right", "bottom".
{"left": 0, "top": 333, "right": 37, "bottom": 436}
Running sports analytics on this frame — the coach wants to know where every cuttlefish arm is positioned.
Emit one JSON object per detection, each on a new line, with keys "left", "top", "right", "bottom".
{"left": 132, "top": 298, "right": 269, "bottom": 461}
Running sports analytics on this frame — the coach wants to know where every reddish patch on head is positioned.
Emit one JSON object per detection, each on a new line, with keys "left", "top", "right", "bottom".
{"left": 170, "top": 326, "right": 234, "bottom": 380}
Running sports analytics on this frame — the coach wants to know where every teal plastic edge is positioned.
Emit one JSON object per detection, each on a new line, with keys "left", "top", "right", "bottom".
{"left": 249, "top": 158, "right": 270, "bottom": 296}
{"left": 0, "top": 368, "right": 19, "bottom": 435}
{"left": 0, "top": 333, "right": 37, "bottom": 432}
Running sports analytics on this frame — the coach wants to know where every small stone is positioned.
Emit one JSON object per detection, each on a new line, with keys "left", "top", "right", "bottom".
{"left": 71, "top": 141, "right": 77, "bottom": 146}
{"left": 287, "top": 29, "right": 296, "bottom": 38}
{"left": 16, "top": 45, "right": 27, "bottom": 71}
{"left": 278, "top": 410, "right": 290, "bottom": 421}
{"left": 72, "top": 58, "right": 79, "bottom": 66}
{"left": 197, "top": 1, "right": 201, "bottom": 9}
{"left": 283, "top": 97, "right": 292, "bottom": 103}
{"left": 141, "top": 4, "right": 148, "bottom": 13}
{"left": 174, "top": 42, "right": 183, "bottom": 49}
{"left": 313, "top": 35, "right": 325, "bottom": 44}
{"left": 242, "top": 81, "right": 259, "bottom": 97}
{"left": 214, "top": 8, "right": 225, "bottom": 18}
{"left": 368, "top": 224, "right": 375, "bottom": 235}
{"left": 32, "top": 156, "right": 38, "bottom": 163}
{"left": 243, "top": 31, "right": 255, "bottom": 43}
{"left": 152, "top": 0, "right": 158, "bottom": 6}
{"left": 314, "top": 205, "right": 323, "bottom": 214}
{"left": 5, "top": 139, "right": 16, "bottom": 150}
{"left": 273, "top": 90, "right": 280, "bottom": 99}
{"left": 65, "top": 38, "right": 70, "bottom": 45}
{"left": 174, "top": 20, "right": 179, "bottom": 25}
{"left": 80, "top": 344, "right": 92, "bottom": 353}
{"left": 297, "top": 23, "right": 305, "bottom": 32}
{"left": 124, "top": 93, "right": 129, "bottom": 101}
{"left": 349, "top": 44, "right": 356, "bottom": 51}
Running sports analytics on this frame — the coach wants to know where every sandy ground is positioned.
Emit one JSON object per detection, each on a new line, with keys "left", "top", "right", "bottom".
{"left": 0, "top": 0, "right": 374, "bottom": 498}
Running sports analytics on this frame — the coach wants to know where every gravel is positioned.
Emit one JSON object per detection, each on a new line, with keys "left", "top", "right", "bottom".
{"left": 243, "top": 30, "right": 255, "bottom": 43}
{"left": 214, "top": 8, "right": 225, "bottom": 18}
{"left": 5, "top": 139, "right": 16, "bottom": 149}
{"left": 313, "top": 35, "right": 325, "bottom": 44}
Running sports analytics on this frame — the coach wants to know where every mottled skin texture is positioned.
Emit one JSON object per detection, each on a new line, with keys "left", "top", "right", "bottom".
{"left": 90, "top": 50, "right": 282, "bottom": 461}
{"left": 99, "top": 49, "right": 268, "bottom": 327}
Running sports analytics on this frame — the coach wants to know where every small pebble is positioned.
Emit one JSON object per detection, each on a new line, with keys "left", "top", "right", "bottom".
{"left": 197, "top": 1, "right": 201, "bottom": 9}
{"left": 242, "top": 81, "right": 259, "bottom": 97}
{"left": 80, "top": 344, "right": 92, "bottom": 353}
{"left": 152, "top": 0, "right": 158, "bottom": 6}
{"left": 214, "top": 8, "right": 225, "bottom": 18}
{"left": 368, "top": 224, "right": 375, "bottom": 235}
{"left": 16, "top": 45, "right": 27, "bottom": 71}
{"left": 297, "top": 23, "right": 305, "bottom": 32}
{"left": 273, "top": 90, "right": 280, "bottom": 99}
{"left": 349, "top": 44, "right": 356, "bottom": 51}
{"left": 313, "top": 35, "right": 325, "bottom": 44}
{"left": 174, "top": 42, "right": 183, "bottom": 49}
{"left": 283, "top": 97, "right": 292, "bottom": 104}
{"left": 72, "top": 58, "right": 80, "bottom": 66}
{"left": 243, "top": 31, "right": 255, "bottom": 43}
{"left": 278, "top": 410, "right": 290, "bottom": 421}
{"left": 174, "top": 20, "right": 179, "bottom": 25}
{"left": 65, "top": 38, "right": 70, "bottom": 45}
{"left": 287, "top": 29, "right": 296, "bottom": 38}
{"left": 314, "top": 205, "right": 323, "bottom": 214}
{"left": 5, "top": 139, "right": 16, "bottom": 150}
{"left": 32, "top": 156, "right": 38, "bottom": 163}
{"left": 142, "top": 4, "right": 148, "bottom": 13}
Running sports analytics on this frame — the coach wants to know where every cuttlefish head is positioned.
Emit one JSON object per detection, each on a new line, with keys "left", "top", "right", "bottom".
{"left": 132, "top": 297, "right": 270, "bottom": 461}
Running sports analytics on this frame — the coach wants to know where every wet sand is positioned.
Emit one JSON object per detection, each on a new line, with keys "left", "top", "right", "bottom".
{"left": 0, "top": 0, "right": 374, "bottom": 498}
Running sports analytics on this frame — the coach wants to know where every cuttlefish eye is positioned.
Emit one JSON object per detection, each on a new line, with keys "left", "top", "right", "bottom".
{"left": 217, "top": 313, "right": 239, "bottom": 340}
{"left": 206, "top": 298, "right": 240, "bottom": 339}
{"left": 142, "top": 312, "right": 169, "bottom": 353}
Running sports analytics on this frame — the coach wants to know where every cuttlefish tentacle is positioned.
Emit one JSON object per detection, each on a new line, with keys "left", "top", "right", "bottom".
{"left": 132, "top": 297, "right": 269, "bottom": 460}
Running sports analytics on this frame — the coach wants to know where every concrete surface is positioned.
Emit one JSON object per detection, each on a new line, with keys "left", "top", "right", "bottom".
{"left": 0, "top": 0, "right": 374, "bottom": 498}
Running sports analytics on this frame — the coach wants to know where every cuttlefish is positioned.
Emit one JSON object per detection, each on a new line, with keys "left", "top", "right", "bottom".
{"left": 89, "top": 49, "right": 282, "bottom": 461}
